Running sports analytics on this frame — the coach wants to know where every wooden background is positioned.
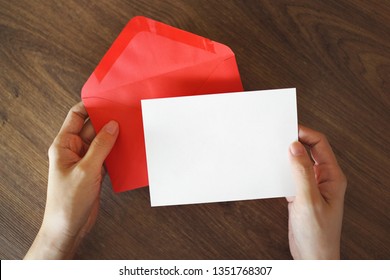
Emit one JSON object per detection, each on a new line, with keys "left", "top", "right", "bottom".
{"left": 1, "top": 0, "right": 389, "bottom": 259}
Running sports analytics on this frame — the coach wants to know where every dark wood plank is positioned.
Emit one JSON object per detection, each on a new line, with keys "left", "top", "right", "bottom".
{"left": 1, "top": 0, "right": 389, "bottom": 259}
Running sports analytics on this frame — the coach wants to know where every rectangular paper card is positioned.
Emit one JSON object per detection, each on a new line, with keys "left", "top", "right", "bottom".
{"left": 142, "top": 88, "right": 297, "bottom": 207}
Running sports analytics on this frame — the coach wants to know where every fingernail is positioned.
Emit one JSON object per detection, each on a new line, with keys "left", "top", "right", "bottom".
{"left": 290, "top": 141, "right": 304, "bottom": 156}
{"left": 105, "top": 121, "right": 118, "bottom": 135}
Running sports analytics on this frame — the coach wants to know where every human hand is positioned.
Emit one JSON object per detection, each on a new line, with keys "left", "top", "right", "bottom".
{"left": 287, "top": 125, "right": 347, "bottom": 259}
{"left": 25, "top": 102, "right": 119, "bottom": 259}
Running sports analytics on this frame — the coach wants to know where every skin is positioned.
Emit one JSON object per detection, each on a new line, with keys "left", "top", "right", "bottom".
{"left": 287, "top": 126, "right": 347, "bottom": 259}
{"left": 25, "top": 103, "right": 347, "bottom": 259}
{"left": 24, "top": 102, "right": 119, "bottom": 259}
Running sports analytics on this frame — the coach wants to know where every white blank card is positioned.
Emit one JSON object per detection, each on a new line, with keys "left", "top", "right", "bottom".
{"left": 141, "top": 88, "right": 297, "bottom": 206}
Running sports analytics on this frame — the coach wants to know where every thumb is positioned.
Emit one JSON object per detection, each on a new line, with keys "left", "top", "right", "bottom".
{"left": 82, "top": 121, "right": 119, "bottom": 169}
{"left": 289, "top": 141, "right": 321, "bottom": 202}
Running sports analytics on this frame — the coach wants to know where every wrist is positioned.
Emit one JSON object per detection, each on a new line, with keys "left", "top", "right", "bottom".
{"left": 24, "top": 223, "right": 80, "bottom": 259}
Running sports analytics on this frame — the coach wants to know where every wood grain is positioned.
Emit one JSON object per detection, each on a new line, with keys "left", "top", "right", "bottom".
{"left": 1, "top": 0, "right": 389, "bottom": 259}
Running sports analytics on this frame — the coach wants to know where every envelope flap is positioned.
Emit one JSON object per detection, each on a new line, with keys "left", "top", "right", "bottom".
{"left": 82, "top": 16, "right": 235, "bottom": 99}
{"left": 95, "top": 16, "right": 219, "bottom": 82}
{"left": 83, "top": 57, "right": 228, "bottom": 106}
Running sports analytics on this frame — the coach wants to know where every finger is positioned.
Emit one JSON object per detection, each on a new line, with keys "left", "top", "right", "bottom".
{"left": 59, "top": 102, "right": 88, "bottom": 135}
{"left": 285, "top": 196, "right": 295, "bottom": 203}
{"left": 298, "top": 125, "right": 345, "bottom": 185}
{"left": 79, "top": 119, "right": 96, "bottom": 146}
{"left": 289, "top": 141, "right": 322, "bottom": 203}
{"left": 298, "top": 125, "right": 338, "bottom": 166}
{"left": 313, "top": 164, "right": 343, "bottom": 185}
{"left": 80, "top": 121, "right": 119, "bottom": 170}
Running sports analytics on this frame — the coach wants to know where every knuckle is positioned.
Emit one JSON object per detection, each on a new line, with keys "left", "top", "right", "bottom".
{"left": 48, "top": 143, "right": 55, "bottom": 158}
{"left": 92, "top": 134, "right": 113, "bottom": 150}
{"left": 92, "top": 136, "right": 108, "bottom": 149}
{"left": 340, "top": 172, "right": 348, "bottom": 189}
{"left": 48, "top": 140, "right": 60, "bottom": 160}
{"left": 294, "top": 163, "right": 314, "bottom": 178}
{"left": 317, "top": 132, "right": 325, "bottom": 139}
{"left": 75, "top": 162, "right": 89, "bottom": 178}
{"left": 317, "top": 132, "right": 328, "bottom": 142}
{"left": 333, "top": 164, "right": 348, "bottom": 190}
{"left": 75, "top": 162, "right": 102, "bottom": 183}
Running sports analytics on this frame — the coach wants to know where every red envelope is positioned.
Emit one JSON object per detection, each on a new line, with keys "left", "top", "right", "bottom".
{"left": 81, "top": 16, "right": 243, "bottom": 192}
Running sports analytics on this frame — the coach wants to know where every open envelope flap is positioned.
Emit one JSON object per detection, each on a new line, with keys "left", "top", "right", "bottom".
{"left": 82, "top": 16, "right": 239, "bottom": 98}
{"left": 81, "top": 16, "right": 243, "bottom": 192}
{"left": 95, "top": 16, "right": 217, "bottom": 83}
{"left": 83, "top": 57, "right": 241, "bottom": 104}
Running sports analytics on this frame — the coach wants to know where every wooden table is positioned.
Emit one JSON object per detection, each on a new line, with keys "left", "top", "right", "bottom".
{"left": 1, "top": 0, "right": 389, "bottom": 259}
